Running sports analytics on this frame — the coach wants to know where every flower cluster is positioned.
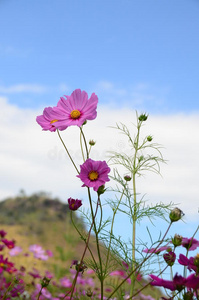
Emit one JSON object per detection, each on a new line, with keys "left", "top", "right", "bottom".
{"left": 147, "top": 235, "right": 199, "bottom": 299}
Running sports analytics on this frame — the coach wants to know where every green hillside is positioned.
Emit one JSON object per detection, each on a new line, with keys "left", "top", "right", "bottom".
{"left": 0, "top": 192, "right": 165, "bottom": 299}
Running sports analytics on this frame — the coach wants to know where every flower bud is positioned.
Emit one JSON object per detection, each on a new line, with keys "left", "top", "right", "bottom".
{"left": 138, "top": 155, "right": 144, "bottom": 162}
{"left": 124, "top": 175, "right": 131, "bottom": 182}
{"left": 172, "top": 234, "right": 182, "bottom": 247}
{"left": 138, "top": 114, "right": 148, "bottom": 122}
{"left": 163, "top": 251, "right": 176, "bottom": 266}
{"left": 41, "top": 277, "right": 51, "bottom": 288}
{"left": 147, "top": 135, "right": 153, "bottom": 142}
{"left": 169, "top": 208, "right": 184, "bottom": 223}
{"left": 183, "top": 291, "right": 194, "bottom": 300}
{"left": 68, "top": 198, "right": 82, "bottom": 211}
{"left": 194, "top": 253, "right": 199, "bottom": 267}
{"left": 86, "top": 288, "right": 93, "bottom": 297}
{"left": 89, "top": 140, "right": 96, "bottom": 146}
{"left": 97, "top": 185, "right": 106, "bottom": 195}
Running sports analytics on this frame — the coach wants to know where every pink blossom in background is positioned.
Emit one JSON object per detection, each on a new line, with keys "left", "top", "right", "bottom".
{"left": 54, "top": 89, "right": 98, "bottom": 129}
{"left": 185, "top": 273, "right": 199, "bottom": 290}
{"left": 46, "top": 250, "right": 53, "bottom": 257}
{"left": 0, "top": 230, "right": 7, "bottom": 238}
{"left": 59, "top": 277, "right": 72, "bottom": 288}
{"left": 28, "top": 268, "right": 41, "bottom": 279}
{"left": 181, "top": 237, "right": 199, "bottom": 251}
{"left": 150, "top": 273, "right": 186, "bottom": 291}
{"left": 77, "top": 158, "right": 110, "bottom": 192}
{"left": 1, "top": 239, "right": 15, "bottom": 249}
{"left": 178, "top": 254, "right": 197, "bottom": 272}
{"left": 29, "top": 244, "right": 48, "bottom": 261}
{"left": 9, "top": 246, "right": 22, "bottom": 256}
{"left": 143, "top": 245, "right": 170, "bottom": 254}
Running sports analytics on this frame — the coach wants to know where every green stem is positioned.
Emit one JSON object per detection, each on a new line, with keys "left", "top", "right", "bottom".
{"left": 80, "top": 127, "right": 89, "bottom": 159}
{"left": 80, "top": 128, "right": 86, "bottom": 162}
{"left": 107, "top": 222, "right": 172, "bottom": 300}
{"left": 184, "top": 225, "right": 199, "bottom": 278}
{"left": 57, "top": 129, "right": 79, "bottom": 174}
{"left": 70, "top": 211, "right": 98, "bottom": 269}
{"left": 104, "top": 187, "right": 126, "bottom": 275}
{"left": 130, "top": 119, "right": 141, "bottom": 297}
{"left": 87, "top": 188, "right": 104, "bottom": 299}
{"left": 2, "top": 280, "right": 15, "bottom": 300}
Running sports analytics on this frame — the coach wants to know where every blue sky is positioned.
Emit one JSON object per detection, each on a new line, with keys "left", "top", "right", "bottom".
{"left": 1, "top": 0, "right": 199, "bottom": 113}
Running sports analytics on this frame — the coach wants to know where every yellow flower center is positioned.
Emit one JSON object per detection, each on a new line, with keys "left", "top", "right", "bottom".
{"left": 71, "top": 110, "right": 81, "bottom": 119}
{"left": 196, "top": 253, "right": 199, "bottom": 259}
{"left": 0, "top": 263, "right": 4, "bottom": 267}
{"left": 50, "top": 119, "right": 58, "bottom": 124}
{"left": 88, "top": 171, "right": 99, "bottom": 181}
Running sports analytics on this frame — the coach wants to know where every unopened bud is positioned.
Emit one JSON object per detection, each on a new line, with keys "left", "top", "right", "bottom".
{"left": 124, "top": 175, "right": 131, "bottom": 182}
{"left": 89, "top": 140, "right": 96, "bottom": 146}
{"left": 138, "top": 114, "right": 148, "bottom": 122}
{"left": 163, "top": 251, "right": 176, "bottom": 266}
{"left": 183, "top": 291, "right": 194, "bottom": 300}
{"left": 86, "top": 288, "right": 93, "bottom": 297}
{"left": 41, "top": 277, "right": 51, "bottom": 288}
{"left": 97, "top": 185, "right": 106, "bottom": 195}
{"left": 147, "top": 135, "right": 153, "bottom": 142}
{"left": 169, "top": 208, "right": 184, "bottom": 223}
{"left": 194, "top": 254, "right": 199, "bottom": 267}
{"left": 172, "top": 234, "right": 182, "bottom": 247}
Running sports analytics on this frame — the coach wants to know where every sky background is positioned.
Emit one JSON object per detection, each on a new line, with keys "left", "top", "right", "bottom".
{"left": 1, "top": 0, "right": 199, "bottom": 277}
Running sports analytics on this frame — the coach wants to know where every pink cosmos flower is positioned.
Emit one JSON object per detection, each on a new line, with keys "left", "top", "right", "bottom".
{"left": 9, "top": 246, "right": 22, "bottom": 256}
{"left": 178, "top": 254, "right": 197, "bottom": 272}
{"left": 36, "top": 106, "right": 66, "bottom": 132}
{"left": 1, "top": 239, "right": 15, "bottom": 249}
{"left": 28, "top": 268, "right": 42, "bottom": 279}
{"left": 185, "top": 273, "right": 199, "bottom": 290}
{"left": 68, "top": 198, "right": 82, "bottom": 211}
{"left": 150, "top": 273, "right": 186, "bottom": 291}
{"left": 0, "top": 255, "right": 16, "bottom": 274}
{"left": 0, "top": 230, "right": 7, "bottom": 238}
{"left": 181, "top": 237, "right": 199, "bottom": 251}
{"left": 60, "top": 277, "right": 72, "bottom": 288}
{"left": 77, "top": 158, "right": 110, "bottom": 192}
{"left": 143, "top": 245, "right": 170, "bottom": 254}
{"left": 54, "top": 89, "right": 98, "bottom": 129}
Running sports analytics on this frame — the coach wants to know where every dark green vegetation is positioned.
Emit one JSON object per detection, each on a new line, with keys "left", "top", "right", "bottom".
{"left": 0, "top": 191, "right": 70, "bottom": 225}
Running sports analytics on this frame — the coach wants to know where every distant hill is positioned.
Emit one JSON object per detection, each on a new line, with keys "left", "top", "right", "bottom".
{"left": 0, "top": 192, "right": 165, "bottom": 299}
{"left": 0, "top": 191, "right": 70, "bottom": 225}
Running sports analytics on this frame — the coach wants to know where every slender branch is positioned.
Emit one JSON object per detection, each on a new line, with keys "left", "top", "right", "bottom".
{"left": 104, "top": 187, "right": 126, "bottom": 275}
{"left": 57, "top": 129, "right": 79, "bottom": 174}
{"left": 80, "top": 129, "right": 85, "bottom": 162}
{"left": 80, "top": 127, "right": 89, "bottom": 159}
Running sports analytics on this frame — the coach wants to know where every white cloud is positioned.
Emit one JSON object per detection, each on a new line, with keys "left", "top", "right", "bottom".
{"left": 94, "top": 80, "right": 169, "bottom": 110}
{"left": 0, "top": 84, "right": 48, "bottom": 94}
{"left": 0, "top": 96, "right": 199, "bottom": 224}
